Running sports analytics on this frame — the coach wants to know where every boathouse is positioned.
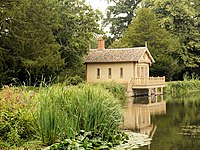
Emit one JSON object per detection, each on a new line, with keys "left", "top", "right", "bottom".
{"left": 84, "top": 37, "right": 165, "bottom": 96}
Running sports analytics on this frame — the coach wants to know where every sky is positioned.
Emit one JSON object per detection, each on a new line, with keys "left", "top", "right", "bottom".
{"left": 85, "top": 0, "right": 113, "bottom": 33}
{"left": 85, "top": 0, "right": 108, "bottom": 14}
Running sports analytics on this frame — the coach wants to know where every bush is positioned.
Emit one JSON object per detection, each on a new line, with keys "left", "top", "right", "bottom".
{"left": 165, "top": 80, "right": 200, "bottom": 94}
{"left": 0, "top": 86, "right": 36, "bottom": 148}
{"left": 50, "top": 130, "right": 128, "bottom": 150}
{"left": 34, "top": 84, "right": 122, "bottom": 145}
{"left": 65, "top": 75, "right": 83, "bottom": 85}
{"left": 93, "top": 82, "right": 127, "bottom": 102}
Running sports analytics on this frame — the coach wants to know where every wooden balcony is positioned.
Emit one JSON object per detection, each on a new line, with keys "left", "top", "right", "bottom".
{"left": 128, "top": 77, "right": 165, "bottom": 89}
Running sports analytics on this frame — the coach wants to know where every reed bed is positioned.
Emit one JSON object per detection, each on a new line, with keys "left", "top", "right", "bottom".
{"left": 35, "top": 84, "right": 122, "bottom": 145}
{"left": 0, "top": 83, "right": 126, "bottom": 148}
{"left": 92, "top": 82, "right": 127, "bottom": 101}
{"left": 165, "top": 80, "right": 200, "bottom": 94}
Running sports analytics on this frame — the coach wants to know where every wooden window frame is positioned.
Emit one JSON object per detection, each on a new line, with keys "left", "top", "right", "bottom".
{"left": 120, "top": 68, "right": 123, "bottom": 78}
{"left": 97, "top": 68, "right": 100, "bottom": 79}
{"left": 108, "top": 68, "right": 112, "bottom": 78}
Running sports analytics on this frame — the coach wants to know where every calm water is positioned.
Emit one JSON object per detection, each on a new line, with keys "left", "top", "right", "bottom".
{"left": 123, "top": 93, "right": 200, "bottom": 150}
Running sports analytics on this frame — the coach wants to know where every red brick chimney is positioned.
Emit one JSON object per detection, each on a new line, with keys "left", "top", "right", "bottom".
{"left": 97, "top": 36, "right": 105, "bottom": 50}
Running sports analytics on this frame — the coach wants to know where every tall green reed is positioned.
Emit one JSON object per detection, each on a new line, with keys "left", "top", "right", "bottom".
{"left": 35, "top": 84, "right": 122, "bottom": 145}
{"left": 92, "top": 82, "right": 127, "bottom": 101}
{"left": 165, "top": 80, "right": 200, "bottom": 94}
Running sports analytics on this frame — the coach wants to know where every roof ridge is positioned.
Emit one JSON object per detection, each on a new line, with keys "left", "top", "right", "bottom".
{"left": 84, "top": 47, "right": 153, "bottom": 63}
{"left": 90, "top": 47, "right": 147, "bottom": 51}
{"left": 108, "top": 47, "right": 146, "bottom": 50}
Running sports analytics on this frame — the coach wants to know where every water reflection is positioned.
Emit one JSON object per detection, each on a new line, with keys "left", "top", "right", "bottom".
{"left": 122, "top": 95, "right": 166, "bottom": 138}
{"left": 122, "top": 93, "right": 200, "bottom": 150}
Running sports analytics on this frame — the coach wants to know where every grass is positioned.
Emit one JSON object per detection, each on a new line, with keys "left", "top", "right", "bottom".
{"left": 165, "top": 79, "right": 200, "bottom": 94}
{"left": 34, "top": 84, "right": 122, "bottom": 145}
{"left": 92, "top": 82, "right": 127, "bottom": 102}
{"left": 0, "top": 82, "right": 127, "bottom": 148}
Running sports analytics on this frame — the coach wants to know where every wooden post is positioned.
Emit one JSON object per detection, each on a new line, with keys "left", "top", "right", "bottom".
{"left": 148, "top": 88, "right": 151, "bottom": 96}
{"left": 148, "top": 96, "right": 151, "bottom": 104}
{"left": 161, "top": 87, "right": 163, "bottom": 94}
{"left": 155, "top": 88, "right": 158, "bottom": 95}
{"left": 161, "top": 95, "right": 164, "bottom": 102}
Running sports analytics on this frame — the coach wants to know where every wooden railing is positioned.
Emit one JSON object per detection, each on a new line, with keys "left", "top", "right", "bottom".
{"left": 129, "top": 77, "right": 165, "bottom": 86}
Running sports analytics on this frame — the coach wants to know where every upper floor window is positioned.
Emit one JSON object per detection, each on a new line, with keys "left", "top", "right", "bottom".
{"left": 120, "top": 68, "right": 123, "bottom": 78}
{"left": 108, "top": 68, "right": 112, "bottom": 78}
{"left": 97, "top": 68, "right": 100, "bottom": 78}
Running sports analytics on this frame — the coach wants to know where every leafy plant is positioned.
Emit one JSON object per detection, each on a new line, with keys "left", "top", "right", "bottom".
{"left": 0, "top": 86, "right": 36, "bottom": 148}
{"left": 93, "top": 82, "right": 127, "bottom": 102}
{"left": 50, "top": 130, "right": 128, "bottom": 150}
{"left": 165, "top": 80, "right": 200, "bottom": 94}
{"left": 35, "top": 84, "right": 122, "bottom": 145}
{"left": 65, "top": 75, "right": 83, "bottom": 85}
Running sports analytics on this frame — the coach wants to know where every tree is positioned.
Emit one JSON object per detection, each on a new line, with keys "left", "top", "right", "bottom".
{"left": 0, "top": 0, "right": 64, "bottom": 85}
{"left": 143, "top": 0, "right": 200, "bottom": 76}
{"left": 0, "top": 0, "right": 102, "bottom": 85}
{"left": 110, "top": 8, "right": 181, "bottom": 80}
{"left": 54, "top": 0, "right": 102, "bottom": 79}
{"left": 104, "top": 0, "right": 142, "bottom": 40}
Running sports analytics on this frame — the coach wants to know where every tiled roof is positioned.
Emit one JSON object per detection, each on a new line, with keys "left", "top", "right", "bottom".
{"left": 84, "top": 47, "right": 150, "bottom": 63}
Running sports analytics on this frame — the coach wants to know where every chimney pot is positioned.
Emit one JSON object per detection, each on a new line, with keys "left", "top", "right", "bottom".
{"left": 97, "top": 36, "right": 105, "bottom": 50}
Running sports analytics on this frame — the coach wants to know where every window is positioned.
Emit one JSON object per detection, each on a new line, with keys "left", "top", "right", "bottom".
{"left": 145, "top": 66, "right": 148, "bottom": 77}
{"left": 108, "top": 68, "right": 112, "bottom": 78}
{"left": 137, "top": 67, "right": 140, "bottom": 77}
{"left": 97, "top": 68, "right": 100, "bottom": 78}
{"left": 141, "top": 67, "right": 144, "bottom": 78}
{"left": 120, "top": 68, "right": 123, "bottom": 78}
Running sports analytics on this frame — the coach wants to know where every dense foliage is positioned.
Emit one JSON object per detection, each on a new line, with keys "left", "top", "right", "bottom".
{"left": 0, "top": 83, "right": 127, "bottom": 149}
{"left": 50, "top": 130, "right": 128, "bottom": 150}
{"left": 0, "top": 0, "right": 101, "bottom": 86}
{"left": 143, "top": 0, "right": 200, "bottom": 79}
{"left": 104, "top": 0, "right": 200, "bottom": 80}
{"left": 0, "top": 86, "right": 36, "bottom": 148}
{"left": 104, "top": 0, "right": 142, "bottom": 40}
{"left": 165, "top": 79, "right": 200, "bottom": 94}
{"left": 93, "top": 82, "right": 127, "bottom": 102}
{"left": 110, "top": 8, "right": 181, "bottom": 80}
{"left": 35, "top": 84, "right": 122, "bottom": 145}
{"left": 0, "top": 0, "right": 200, "bottom": 84}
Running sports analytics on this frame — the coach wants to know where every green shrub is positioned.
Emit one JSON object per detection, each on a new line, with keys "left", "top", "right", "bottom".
{"left": 50, "top": 130, "right": 128, "bottom": 150}
{"left": 34, "top": 84, "right": 122, "bottom": 145}
{"left": 0, "top": 86, "right": 36, "bottom": 148}
{"left": 165, "top": 80, "right": 200, "bottom": 94}
{"left": 93, "top": 82, "right": 127, "bottom": 102}
{"left": 65, "top": 75, "right": 83, "bottom": 85}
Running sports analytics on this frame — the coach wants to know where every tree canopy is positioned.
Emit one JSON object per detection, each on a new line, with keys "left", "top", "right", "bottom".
{"left": 110, "top": 8, "right": 181, "bottom": 80}
{"left": 143, "top": 0, "right": 200, "bottom": 76}
{"left": 104, "top": 0, "right": 142, "bottom": 40}
{"left": 0, "top": 0, "right": 200, "bottom": 84}
{"left": 0, "top": 0, "right": 101, "bottom": 85}
{"left": 106, "top": 0, "right": 200, "bottom": 80}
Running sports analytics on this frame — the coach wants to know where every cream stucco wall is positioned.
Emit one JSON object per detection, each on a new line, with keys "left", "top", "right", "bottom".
{"left": 86, "top": 62, "right": 136, "bottom": 84}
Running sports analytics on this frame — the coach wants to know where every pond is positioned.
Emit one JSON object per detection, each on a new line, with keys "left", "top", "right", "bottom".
{"left": 122, "top": 93, "right": 200, "bottom": 149}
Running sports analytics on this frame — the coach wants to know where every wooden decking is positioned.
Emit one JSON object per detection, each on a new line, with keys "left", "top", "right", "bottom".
{"left": 127, "top": 77, "right": 165, "bottom": 96}
{"left": 128, "top": 77, "right": 165, "bottom": 89}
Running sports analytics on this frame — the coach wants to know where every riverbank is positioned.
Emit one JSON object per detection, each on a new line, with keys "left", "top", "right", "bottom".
{"left": 0, "top": 83, "right": 128, "bottom": 149}
{"left": 165, "top": 79, "right": 200, "bottom": 94}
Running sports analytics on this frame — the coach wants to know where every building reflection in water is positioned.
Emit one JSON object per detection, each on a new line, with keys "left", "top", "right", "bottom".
{"left": 122, "top": 95, "right": 166, "bottom": 139}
